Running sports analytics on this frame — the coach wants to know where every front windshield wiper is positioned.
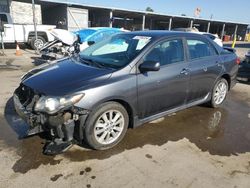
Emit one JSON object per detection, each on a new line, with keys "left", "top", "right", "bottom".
{"left": 79, "top": 57, "right": 107, "bottom": 69}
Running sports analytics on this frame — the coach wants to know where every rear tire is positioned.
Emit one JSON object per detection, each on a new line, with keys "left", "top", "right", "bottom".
{"left": 209, "top": 78, "right": 228, "bottom": 108}
{"left": 83, "top": 102, "right": 129, "bottom": 150}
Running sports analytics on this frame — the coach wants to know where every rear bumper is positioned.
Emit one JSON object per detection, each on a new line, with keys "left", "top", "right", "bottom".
{"left": 237, "top": 76, "right": 250, "bottom": 82}
{"left": 237, "top": 72, "right": 250, "bottom": 78}
{"left": 237, "top": 70, "right": 250, "bottom": 81}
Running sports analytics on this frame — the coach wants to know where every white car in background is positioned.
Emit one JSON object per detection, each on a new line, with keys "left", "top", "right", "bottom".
{"left": 0, "top": 12, "right": 56, "bottom": 49}
{"left": 202, "top": 33, "right": 223, "bottom": 47}
{"left": 190, "top": 31, "right": 223, "bottom": 47}
{"left": 172, "top": 28, "right": 223, "bottom": 47}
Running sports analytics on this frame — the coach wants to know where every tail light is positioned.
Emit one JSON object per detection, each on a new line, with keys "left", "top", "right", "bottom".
{"left": 236, "top": 57, "right": 241, "bottom": 65}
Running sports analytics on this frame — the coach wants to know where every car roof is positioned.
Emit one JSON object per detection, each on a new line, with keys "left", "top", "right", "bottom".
{"left": 120, "top": 30, "right": 206, "bottom": 39}
{"left": 85, "top": 27, "right": 122, "bottom": 31}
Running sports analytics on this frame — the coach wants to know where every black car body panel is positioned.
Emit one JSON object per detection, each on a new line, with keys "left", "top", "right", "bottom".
{"left": 237, "top": 52, "right": 250, "bottom": 82}
{"left": 23, "top": 58, "right": 113, "bottom": 96}
{"left": 13, "top": 31, "right": 238, "bottom": 143}
{"left": 238, "top": 61, "right": 250, "bottom": 81}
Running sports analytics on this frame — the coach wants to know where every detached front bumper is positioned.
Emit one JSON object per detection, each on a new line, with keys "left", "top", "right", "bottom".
{"left": 13, "top": 83, "right": 90, "bottom": 154}
{"left": 14, "top": 90, "right": 89, "bottom": 141}
{"left": 14, "top": 93, "right": 89, "bottom": 155}
{"left": 13, "top": 94, "right": 45, "bottom": 136}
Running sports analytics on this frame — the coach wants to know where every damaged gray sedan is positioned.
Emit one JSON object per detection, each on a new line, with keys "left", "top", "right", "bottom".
{"left": 13, "top": 31, "right": 238, "bottom": 154}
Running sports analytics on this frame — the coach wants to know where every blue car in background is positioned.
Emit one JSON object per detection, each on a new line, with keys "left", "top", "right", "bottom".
{"left": 40, "top": 27, "right": 128, "bottom": 61}
{"left": 74, "top": 27, "right": 128, "bottom": 50}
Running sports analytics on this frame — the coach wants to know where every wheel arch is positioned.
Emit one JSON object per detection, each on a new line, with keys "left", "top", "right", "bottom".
{"left": 87, "top": 97, "right": 136, "bottom": 129}
{"left": 221, "top": 74, "right": 231, "bottom": 90}
{"left": 77, "top": 98, "right": 135, "bottom": 144}
{"left": 28, "top": 31, "right": 48, "bottom": 41}
{"left": 107, "top": 99, "right": 134, "bottom": 129}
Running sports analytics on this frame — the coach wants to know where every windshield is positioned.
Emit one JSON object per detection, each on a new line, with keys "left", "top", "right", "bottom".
{"left": 80, "top": 34, "right": 152, "bottom": 69}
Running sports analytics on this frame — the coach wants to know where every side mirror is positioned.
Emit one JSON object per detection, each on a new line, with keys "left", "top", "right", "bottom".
{"left": 88, "top": 41, "right": 95, "bottom": 46}
{"left": 77, "top": 34, "right": 82, "bottom": 44}
{"left": 139, "top": 61, "right": 160, "bottom": 72}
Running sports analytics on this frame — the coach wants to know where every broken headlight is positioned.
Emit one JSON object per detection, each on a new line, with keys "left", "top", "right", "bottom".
{"left": 34, "top": 94, "right": 84, "bottom": 114}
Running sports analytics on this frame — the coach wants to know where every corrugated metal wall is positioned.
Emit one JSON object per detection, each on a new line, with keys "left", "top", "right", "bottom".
{"left": 67, "top": 7, "right": 88, "bottom": 31}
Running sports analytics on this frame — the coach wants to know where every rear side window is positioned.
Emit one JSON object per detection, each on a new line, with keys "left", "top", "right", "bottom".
{"left": 187, "top": 39, "right": 217, "bottom": 60}
{"left": 144, "top": 39, "right": 184, "bottom": 66}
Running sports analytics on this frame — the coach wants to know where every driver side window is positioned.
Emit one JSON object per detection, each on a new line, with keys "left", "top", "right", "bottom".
{"left": 144, "top": 39, "right": 184, "bottom": 66}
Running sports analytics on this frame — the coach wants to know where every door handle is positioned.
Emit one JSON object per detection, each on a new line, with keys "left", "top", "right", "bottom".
{"left": 216, "top": 61, "right": 223, "bottom": 67}
{"left": 180, "top": 68, "right": 190, "bottom": 75}
{"left": 203, "top": 67, "right": 208, "bottom": 72}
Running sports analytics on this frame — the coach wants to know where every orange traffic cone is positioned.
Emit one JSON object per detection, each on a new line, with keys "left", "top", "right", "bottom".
{"left": 15, "top": 43, "right": 22, "bottom": 56}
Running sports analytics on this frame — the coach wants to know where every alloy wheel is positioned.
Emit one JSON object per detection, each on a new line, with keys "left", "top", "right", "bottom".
{"left": 214, "top": 81, "right": 227, "bottom": 105}
{"left": 94, "top": 110, "right": 125, "bottom": 145}
{"left": 34, "top": 39, "right": 44, "bottom": 49}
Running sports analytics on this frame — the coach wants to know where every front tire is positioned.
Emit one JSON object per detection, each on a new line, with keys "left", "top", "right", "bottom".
{"left": 30, "top": 36, "right": 46, "bottom": 50}
{"left": 83, "top": 102, "right": 129, "bottom": 150}
{"left": 209, "top": 78, "right": 228, "bottom": 108}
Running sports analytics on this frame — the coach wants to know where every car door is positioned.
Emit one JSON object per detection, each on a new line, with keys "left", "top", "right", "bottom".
{"left": 137, "top": 38, "right": 190, "bottom": 119}
{"left": 185, "top": 37, "right": 222, "bottom": 103}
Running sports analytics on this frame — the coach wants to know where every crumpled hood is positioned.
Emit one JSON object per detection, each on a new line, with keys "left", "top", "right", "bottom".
{"left": 23, "top": 58, "right": 113, "bottom": 96}
{"left": 50, "top": 29, "right": 77, "bottom": 45}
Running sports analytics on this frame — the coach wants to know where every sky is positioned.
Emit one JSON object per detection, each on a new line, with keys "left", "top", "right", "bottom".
{"left": 67, "top": 0, "right": 250, "bottom": 23}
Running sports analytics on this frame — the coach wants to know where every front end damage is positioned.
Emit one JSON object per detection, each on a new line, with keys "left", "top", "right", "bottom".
{"left": 13, "top": 83, "right": 89, "bottom": 155}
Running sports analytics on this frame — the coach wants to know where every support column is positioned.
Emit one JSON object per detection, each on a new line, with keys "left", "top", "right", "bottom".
{"left": 32, "top": 0, "right": 38, "bottom": 50}
{"left": 207, "top": 22, "right": 210, "bottom": 33}
{"left": 109, "top": 10, "right": 113, "bottom": 28}
{"left": 234, "top": 25, "right": 238, "bottom": 36}
{"left": 142, "top": 14, "right": 146, "bottom": 30}
{"left": 244, "top": 28, "right": 248, "bottom": 41}
{"left": 221, "top": 23, "right": 225, "bottom": 40}
{"left": 190, "top": 20, "right": 193, "bottom": 28}
{"left": 168, "top": 17, "right": 172, "bottom": 30}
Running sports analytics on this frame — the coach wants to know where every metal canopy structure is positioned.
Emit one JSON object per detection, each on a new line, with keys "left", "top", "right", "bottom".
{"left": 39, "top": 0, "right": 249, "bottom": 24}
{"left": 38, "top": 0, "right": 248, "bottom": 39}
{"left": 13, "top": 0, "right": 250, "bottom": 40}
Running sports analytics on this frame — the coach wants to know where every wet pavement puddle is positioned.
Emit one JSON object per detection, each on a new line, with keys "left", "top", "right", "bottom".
{"left": 0, "top": 91, "right": 250, "bottom": 174}
{"left": 0, "top": 59, "right": 21, "bottom": 71}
